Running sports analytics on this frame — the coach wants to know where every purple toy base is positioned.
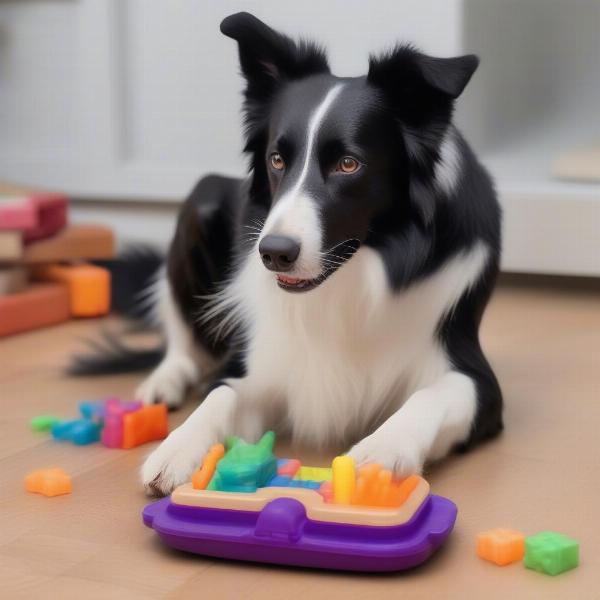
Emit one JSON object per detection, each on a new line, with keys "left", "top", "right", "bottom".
{"left": 143, "top": 494, "right": 457, "bottom": 572}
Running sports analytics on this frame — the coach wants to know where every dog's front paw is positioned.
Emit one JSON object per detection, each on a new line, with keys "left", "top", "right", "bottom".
{"left": 141, "top": 429, "right": 208, "bottom": 496}
{"left": 135, "top": 356, "right": 198, "bottom": 409}
{"left": 347, "top": 432, "right": 424, "bottom": 479}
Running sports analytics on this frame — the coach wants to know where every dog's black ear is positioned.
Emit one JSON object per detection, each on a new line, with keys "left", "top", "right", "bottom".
{"left": 368, "top": 46, "right": 478, "bottom": 227}
{"left": 368, "top": 45, "right": 478, "bottom": 103}
{"left": 220, "top": 12, "right": 329, "bottom": 103}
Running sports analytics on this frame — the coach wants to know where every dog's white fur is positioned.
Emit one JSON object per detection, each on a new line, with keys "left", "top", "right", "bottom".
{"left": 138, "top": 90, "right": 487, "bottom": 495}
{"left": 141, "top": 241, "right": 488, "bottom": 493}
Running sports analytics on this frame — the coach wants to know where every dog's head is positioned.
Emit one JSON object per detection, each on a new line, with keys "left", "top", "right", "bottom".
{"left": 221, "top": 13, "right": 478, "bottom": 292}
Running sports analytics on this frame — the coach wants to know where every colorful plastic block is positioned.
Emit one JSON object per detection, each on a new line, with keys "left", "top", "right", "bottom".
{"left": 79, "top": 399, "right": 108, "bottom": 421}
{"left": 192, "top": 444, "right": 226, "bottom": 490}
{"left": 121, "top": 404, "right": 168, "bottom": 449}
{"left": 25, "top": 467, "right": 72, "bottom": 497}
{"left": 524, "top": 531, "right": 579, "bottom": 575}
{"left": 295, "top": 466, "right": 332, "bottom": 481}
{"left": 30, "top": 415, "right": 61, "bottom": 432}
{"left": 332, "top": 455, "right": 356, "bottom": 504}
{"left": 51, "top": 419, "right": 101, "bottom": 445}
{"left": 477, "top": 528, "right": 525, "bottom": 566}
{"left": 318, "top": 480, "right": 334, "bottom": 502}
{"left": 207, "top": 431, "right": 277, "bottom": 492}
{"left": 32, "top": 263, "right": 111, "bottom": 317}
{"left": 101, "top": 398, "right": 143, "bottom": 448}
{"left": 352, "top": 465, "right": 420, "bottom": 508}
{"left": 277, "top": 458, "right": 301, "bottom": 477}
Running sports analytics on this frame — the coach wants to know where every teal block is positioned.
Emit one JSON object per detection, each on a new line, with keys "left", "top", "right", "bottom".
{"left": 524, "top": 531, "right": 579, "bottom": 576}
{"left": 209, "top": 432, "right": 277, "bottom": 493}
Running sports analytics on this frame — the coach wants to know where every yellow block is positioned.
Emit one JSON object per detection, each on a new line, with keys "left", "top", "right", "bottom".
{"left": 295, "top": 466, "right": 332, "bottom": 481}
{"left": 332, "top": 456, "right": 356, "bottom": 504}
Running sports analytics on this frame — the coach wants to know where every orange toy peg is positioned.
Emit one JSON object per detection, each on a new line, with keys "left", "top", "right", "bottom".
{"left": 192, "top": 444, "right": 226, "bottom": 490}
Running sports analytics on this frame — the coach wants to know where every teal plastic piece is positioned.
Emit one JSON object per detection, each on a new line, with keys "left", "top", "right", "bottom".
{"left": 79, "top": 400, "right": 106, "bottom": 421}
{"left": 524, "top": 531, "right": 579, "bottom": 575}
{"left": 51, "top": 419, "right": 102, "bottom": 445}
{"left": 207, "top": 431, "right": 277, "bottom": 492}
{"left": 30, "top": 415, "right": 61, "bottom": 432}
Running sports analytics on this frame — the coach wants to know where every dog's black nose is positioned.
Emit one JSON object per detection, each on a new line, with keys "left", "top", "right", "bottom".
{"left": 259, "top": 235, "right": 301, "bottom": 272}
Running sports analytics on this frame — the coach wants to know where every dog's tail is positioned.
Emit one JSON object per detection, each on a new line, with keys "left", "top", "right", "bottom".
{"left": 67, "top": 245, "right": 166, "bottom": 376}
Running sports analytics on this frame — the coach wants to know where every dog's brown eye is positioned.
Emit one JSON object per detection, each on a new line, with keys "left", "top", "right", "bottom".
{"left": 270, "top": 152, "right": 285, "bottom": 171}
{"left": 337, "top": 156, "right": 360, "bottom": 174}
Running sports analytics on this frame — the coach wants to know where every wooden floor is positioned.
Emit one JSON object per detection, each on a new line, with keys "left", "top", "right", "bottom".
{"left": 0, "top": 278, "right": 598, "bottom": 599}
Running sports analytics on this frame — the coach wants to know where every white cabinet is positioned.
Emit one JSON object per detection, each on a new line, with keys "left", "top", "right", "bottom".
{"left": 0, "top": 0, "right": 598, "bottom": 274}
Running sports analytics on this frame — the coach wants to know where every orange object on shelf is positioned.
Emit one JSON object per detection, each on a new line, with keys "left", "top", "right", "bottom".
{"left": 192, "top": 444, "right": 226, "bottom": 490}
{"left": 121, "top": 404, "right": 168, "bottom": 449}
{"left": 351, "top": 464, "right": 420, "bottom": 508}
{"left": 476, "top": 528, "right": 525, "bottom": 566}
{"left": 32, "top": 263, "right": 111, "bottom": 317}
{"left": 23, "top": 224, "right": 115, "bottom": 263}
{"left": 0, "top": 283, "right": 70, "bottom": 337}
{"left": 25, "top": 467, "right": 72, "bottom": 497}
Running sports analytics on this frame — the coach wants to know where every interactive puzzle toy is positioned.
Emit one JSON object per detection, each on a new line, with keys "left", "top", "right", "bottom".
{"left": 143, "top": 432, "right": 457, "bottom": 571}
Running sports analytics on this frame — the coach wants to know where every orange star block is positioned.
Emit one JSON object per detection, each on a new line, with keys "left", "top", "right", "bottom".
{"left": 25, "top": 468, "right": 72, "bottom": 497}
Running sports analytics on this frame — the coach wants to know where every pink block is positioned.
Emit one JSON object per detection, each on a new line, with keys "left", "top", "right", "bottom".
{"left": 277, "top": 458, "right": 301, "bottom": 477}
{"left": 318, "top": 480, "right": 333, "bottom": 503}
{"left": 101, "top": 398, "right": 142, "bottom": 448}
{"left": 23, "top": 194, "right": 68, "bottom": 243}
{"left": 0, "top": 199, "right": 37, "bottom": 231}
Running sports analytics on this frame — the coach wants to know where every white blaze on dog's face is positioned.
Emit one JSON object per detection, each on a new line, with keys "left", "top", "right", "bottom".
{"left": 259, "top": 83, "right": 344, "bottom": 281}
{"left": 256, "top": 75, "right": 401, "bottom": 293}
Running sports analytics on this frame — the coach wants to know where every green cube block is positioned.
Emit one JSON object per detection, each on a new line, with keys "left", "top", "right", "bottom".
{"left": 30, "top": 415, "right": 61, "bottom": 432}
{"left": 524, "top": 531, "right": 579, "bottom": 576}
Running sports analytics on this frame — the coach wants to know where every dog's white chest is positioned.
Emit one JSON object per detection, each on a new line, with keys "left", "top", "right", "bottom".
{"left": 232, "top": 243, "right": 488, "bottom": 446}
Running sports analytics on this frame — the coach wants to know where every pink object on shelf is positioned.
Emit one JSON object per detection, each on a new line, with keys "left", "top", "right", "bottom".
{"left": 24, "top": 194, "right": 68, "bottom": 243}
{"left": 0, "top": 199, "right": 37, "bottom": 231}
{"left": 101, "top": 398, "right": 142, "bottom": 448}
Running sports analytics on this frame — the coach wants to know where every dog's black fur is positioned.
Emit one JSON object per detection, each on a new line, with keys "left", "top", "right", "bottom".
{"left": 76, "top": 12, "right": 502, "bottom": 452}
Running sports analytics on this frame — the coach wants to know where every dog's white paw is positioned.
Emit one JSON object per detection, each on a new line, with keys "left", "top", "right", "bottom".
{"left": 141, "top": 428, "right": 208, "bottom": 496}
{"left": 135, "top": 356, "right": 198, "bottom": 408}
{"left": 347, "top": 432, "right": 424, "bottom": 479}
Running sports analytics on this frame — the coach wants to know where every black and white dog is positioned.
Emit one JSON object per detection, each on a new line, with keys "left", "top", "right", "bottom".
{"left": 134, "top": 13, "right": 502, "bottom": 495}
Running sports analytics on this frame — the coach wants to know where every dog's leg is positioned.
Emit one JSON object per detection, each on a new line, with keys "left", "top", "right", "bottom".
{"left": 141, "top": 379, "right": 270, "bottom": 496}
{"left": 142, "top": 384, "right": 238, "bottom": 495}
{"left": 347, "top": 371, "right": 477, "bottom": 477}
{"left": 135, "top": 278, "right": 200, "bottom": 408}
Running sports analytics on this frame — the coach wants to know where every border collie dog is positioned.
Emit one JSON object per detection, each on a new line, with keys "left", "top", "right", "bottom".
{"left": 136, "top": 13, "right": 502, "bottom": 495}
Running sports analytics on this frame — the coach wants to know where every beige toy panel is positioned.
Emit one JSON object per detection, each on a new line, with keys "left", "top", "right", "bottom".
{"left": 171, "top": 477, "right": 430, "bottom": 527}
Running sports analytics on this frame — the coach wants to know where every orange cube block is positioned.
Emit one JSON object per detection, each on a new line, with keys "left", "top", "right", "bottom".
{"left": 192, "top": 443, "right": 226, "bottom": 489}
{"left": 32, "top": 263, "right": 110, "bottom": 317}
{"left": 25, "top": 468, "right": 72, "bottom": 497}
{"left": 121, "top": 404, "right": 168, "bottom": 449}
{"left": 477, "top": 528, "right": 525, "bottom": 566}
